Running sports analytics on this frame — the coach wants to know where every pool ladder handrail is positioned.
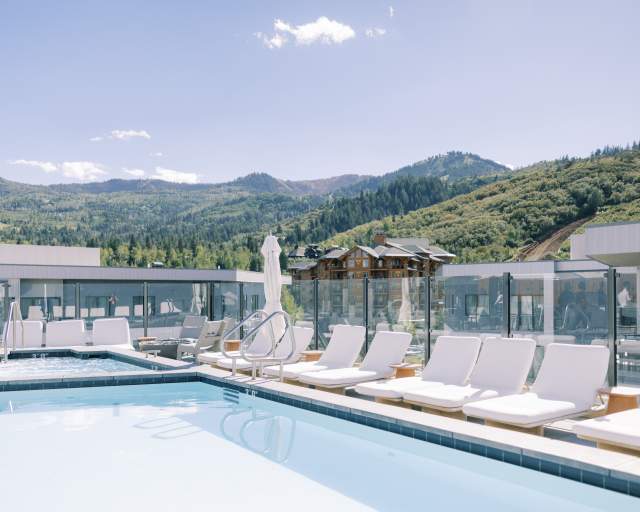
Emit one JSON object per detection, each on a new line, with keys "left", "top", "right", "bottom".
{"left": 220, "top": 310, "right": 296, "bottom": 381}
{"left": 2, "top": 301, "right": 25, "bottom": 363}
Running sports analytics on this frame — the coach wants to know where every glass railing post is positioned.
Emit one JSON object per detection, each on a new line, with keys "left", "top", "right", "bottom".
{"left": 313, "top": 278, "right": 319, "bottom": 350}
{"left": 607, "top": 268, "right": 618, "bottom": 386}
{"left": 502, "top": 272, "right": 511, "bottom": 338}
{"left": 74, "top": 282, "right": 80, "bottom": 320}
{"left": 364, "top": 276, "right": 369, "bottom": 353}
{"left": 143, "top": 282, "right": 149, "bottom": 337}
{"left": 2, "top": 282, "right": 10, "bottom": 322}
{"left": 207, "top": 282, "right": 214, "bottom": 320}
{"left": 425, "top": 275, "right": 431, "bottom": 364}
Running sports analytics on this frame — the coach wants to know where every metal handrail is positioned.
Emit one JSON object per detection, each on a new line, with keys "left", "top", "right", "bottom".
{"left": 2, "top": 301, "right": 24, "bottom": 363}
{"left": 240, "top": 311, "right": 296, "bottom": 381}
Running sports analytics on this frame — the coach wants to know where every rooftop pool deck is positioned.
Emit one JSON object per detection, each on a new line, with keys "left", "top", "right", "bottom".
{"left": 0, "top": 350, "right": 639, "bottom": 503}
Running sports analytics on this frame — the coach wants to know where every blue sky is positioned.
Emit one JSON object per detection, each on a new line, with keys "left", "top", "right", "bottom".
{"left": 1, "top": 0, "right": 639, "bottom": 184}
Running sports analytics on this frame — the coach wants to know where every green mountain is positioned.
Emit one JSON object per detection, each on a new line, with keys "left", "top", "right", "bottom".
{"left": 0, "top": 152, "right": 503, "bottom": 269}
{"left": 324, "top": 144, "right": 640, "bottom": 263}
{"left": 338, "top": 151, "right": 509, "bottom": 195}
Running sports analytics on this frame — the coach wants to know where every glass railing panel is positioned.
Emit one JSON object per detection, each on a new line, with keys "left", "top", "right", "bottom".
{"left": 317, "top": 278, "right": 365, "bottom": 351}
{"left": 430, "top": 274, "right": 503, "bottom": 355}
{"left": 616, "top": 269, "right": 640, "bottom": 387}
{"left": 78, "top": 281, "right": 145, "bottom": 338}
{"left": 243, "top": 282, "right": 266, "bottom": 316}
{"left": 213, "top": 282, "right": 240, "bottom": 326}
{"left": 369, "top": 277, "right": 426, "bottom": 365}
{"left": 147, "top": 282, "right": 208, "bottom": 338}
{"left": 18, "top": 279, "right": 71, "bottom": 322}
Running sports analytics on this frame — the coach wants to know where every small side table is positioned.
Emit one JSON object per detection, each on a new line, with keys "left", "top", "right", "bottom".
{"left": 389, "top": 363, "right": 420, "bottom": 379}
{"left": 598, "top": 386, "right": 640, "bottom": 414}
{"left": 224, "top": 340, "right": 241, "bottom": 352}
{"left": 301, "top": 350, "right": 324, "bottom": 362}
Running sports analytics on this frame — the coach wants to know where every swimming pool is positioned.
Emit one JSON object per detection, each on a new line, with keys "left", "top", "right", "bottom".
{"left": 0, "top": 382, "right": 636, "bottom": 511}
{"left": 0, "top": 353, "right": 157, "bottom": 378}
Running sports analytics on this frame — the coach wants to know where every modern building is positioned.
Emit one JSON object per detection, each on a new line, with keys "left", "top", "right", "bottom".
{"left": 288, "top": 234, "right": 455, "bottom": 280}
{"left": 0, "top": 243, "right": 288, "bottom": 339}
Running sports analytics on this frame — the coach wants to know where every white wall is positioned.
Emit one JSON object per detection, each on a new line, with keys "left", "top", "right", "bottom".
{"left": 0, "top": 244, "right": 100, "bottom": 267}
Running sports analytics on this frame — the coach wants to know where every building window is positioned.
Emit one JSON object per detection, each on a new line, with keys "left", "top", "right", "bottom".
{"left": 348, "top": 259, "right": 355, "bottom": 268}
{"left": 362, "top": 259, "right": 369, "bottom": 268}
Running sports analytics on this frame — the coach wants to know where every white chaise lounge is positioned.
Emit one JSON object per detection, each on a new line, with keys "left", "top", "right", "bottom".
{"left": 176, "top": 320, "right": 226, "bottom": 360}
{"left": 215, "top": 326, "right": 314, "bottom": 373}
{"left": 354, "top": 335, "right": 482, "bottom": 401}
{"left": 91, "top": 317, "right": 132, "bottom": 349}
{"left": 403, "top": 337, "right": 536, "bottom": 413}
{"left": 573, "top": 409, "right": 640, "bottom": 453}
{"left": 46, "top": 320, "right": 86, "bottom": 347}
{"left": 3, "top": 320, "right": 44, "bottom": 348}
{"left": 262, "top": 325, "right": 366, "bottom": 380}
{"left": 298, "top": 331, "right": 412, "bottom": 390}
{"left": 463, "top": 343, "right": 610, "bottom": 431}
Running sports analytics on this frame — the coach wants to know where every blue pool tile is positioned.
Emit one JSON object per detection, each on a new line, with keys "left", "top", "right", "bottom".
{"left": 426, "top": 432, "right": 441, "bottom": 444}
{"left": 604, "top": 475, "right": 629, "bottom": 494}
{"left": 400, "top": 426, "right": 414, "bottom": 438}
{"left": 454, "top": 439, "right": 470, "bottom": 452}
{"left": 522, "top": 455, "right": 540, "bottom": 471}
{"left": 581, "top": 470, "right": 604, "bottom": 488}
{"left": 560, "top": 465, "right": 581, "bottom": 482}
{"left": 440, "top": 436, "right": 454, "bottom": 448}
{"left": 414, "top": 429, "right": 427, "bottom": 441}
{"left": 540, "top": 460, "right": 560, "bottom": 476}
{"left": 630, "top": 481, "right": 640, "bottom": 498}
{"left": 486, "top": 447, "right": 503, "bottom": 461}
{"left": 503, "top": 450, "right": 522, "bottom": 466}
{"left": 469, "top": 442, "right": 486, "bottom": 457}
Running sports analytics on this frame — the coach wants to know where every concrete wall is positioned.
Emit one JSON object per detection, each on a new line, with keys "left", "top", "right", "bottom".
{"left": 0, "top": 244, "right": 100, "bottom": 267}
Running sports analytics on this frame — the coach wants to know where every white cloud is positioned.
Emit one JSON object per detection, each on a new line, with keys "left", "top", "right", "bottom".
{"left": 60, "top": 161, "right": 107, "bottom": 181}
{"left": 123, "top": 168, "right": 146, "bottom": 178}
{"left": 389, "top": 6, "right": 395, "bottom": 18}
{"left": 8, "top": 159, "right": 58, "bottom": 173}
{"left": 152, "top": 167, "right": 199, "bottom": 184}
{"left": 365, "top": 27, "right": 386, "bottom": 38}
{"left": 149, "top": 152, "right": 163, "bottom": 157}
{"left": 257, "top": 16, "right": 355, "bottom": 49}
{"left": 90, "top": 129, "right": 151, "bottom": 142}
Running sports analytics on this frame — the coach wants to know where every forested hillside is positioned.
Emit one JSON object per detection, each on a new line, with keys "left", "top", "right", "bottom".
{"left": 0, "top": 152, "right": 502, "bottom": 269}
{"left": 325, "top": 144, "right": 640, "bottom": 263}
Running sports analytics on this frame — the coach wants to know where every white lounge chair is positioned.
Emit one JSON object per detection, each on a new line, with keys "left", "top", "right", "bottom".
{"left": 92, "top": 317, "right": 132, "bottom": 349}
{"left": 176, "top": 320, "right": 226, "bottom": 360}
{"left": 403, "top": 337, "right": 536, "bottom": 412}
{"left": 573, "top": 408, "right": 640, "bottom": 453}
{"left": 52, "top": 305, "right": 64, "bottom": 319}
{"left": 298, "top": 331, "right": 412, "bottom": 390}
{"left": 355, "top": 335, "right": 481, "bottom": 401}
{"left": 2, "top": 320, "right": 44, "bottom": 348}
{"left": 463, "top": 343, "right": 610, "bottom": 430}
{"left": 46, "top": 320, "right": 85, "bottom": 347}
{"left": 178, "top": 315, "right": 207, "bottom": 339}
{"left": 216, "top": 326, "right": 314, "bottom": 373}
{"left": 64, "top": 305, "right": 76, "bottom": 318}
{"left": 262, "top": 325, "right": 366, "bottom": 380}
{"left": 27, "top": 306, "right": 44, "bottom": 321}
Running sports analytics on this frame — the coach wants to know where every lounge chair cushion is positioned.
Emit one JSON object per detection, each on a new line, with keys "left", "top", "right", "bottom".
{"left": 262, "top": 361, "right": 331, "bottom": 379}
{"left": 198, "top": 351, "right": 239, "bottom": 364}
{"left": 573, "top": 409, "right": 640, "bottom": 449}
{"left": 359, "top": 331, "right": 412, "bottom": 373}
{"left": 299, "top": 368, "right": 385, "bottom": 387}
{"left": 355, "top": 335, "right": 481, "bottom": 400}
{"left": 3, "top": 320, "right": 44, "bottom": 348}
{"left": 92, "top": 318, "right": 131, "bottom": 347}
{"left": 46, "top": 320, "right": 85, "bottom": 347}
{"left": 317, "top": 325, "right": 366, "bottom": 367}
{"left": 355, "top": 377, "right": 442, "bottom": 400}
{"left": 462, "top": 392, "right": 580, "bottom": 426}
{"left": 403, "top": 384, "right": 502, "bottom": 409}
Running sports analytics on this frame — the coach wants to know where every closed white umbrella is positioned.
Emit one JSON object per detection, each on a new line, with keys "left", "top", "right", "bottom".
{"left": 261, "top": 234, "right": 286, "bottom": 339}
{"left": 397, "top": 278, "right": 412, "bottom": 324}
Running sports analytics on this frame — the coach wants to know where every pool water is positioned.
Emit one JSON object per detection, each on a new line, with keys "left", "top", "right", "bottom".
{"left": 0, "top": 356, "right": 152, "bottom": 378}
{"left": 0, "top": 382, "right": 637, "bottom": 512}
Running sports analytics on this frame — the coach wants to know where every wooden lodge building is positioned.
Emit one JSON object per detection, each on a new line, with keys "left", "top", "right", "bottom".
{"left": 288, "top": 234, "right": 455, "bottom": 281}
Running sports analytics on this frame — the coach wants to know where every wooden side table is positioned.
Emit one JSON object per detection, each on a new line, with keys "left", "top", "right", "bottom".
{"left": 301, "top": 350, "right": 324, "bottom": 362}
{"left": 224, "top": 340, "right": 241, "bottom": 352}
{"left": 389, "top": 363, "right": 420, "bottom": 379}
{"left": 598, "top": 386, "right": 640, "bottom": 414}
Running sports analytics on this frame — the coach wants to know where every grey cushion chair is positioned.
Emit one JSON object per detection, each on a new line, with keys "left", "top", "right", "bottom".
{"left": 177, "top": 320, "right": 226, "bottom": 360}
